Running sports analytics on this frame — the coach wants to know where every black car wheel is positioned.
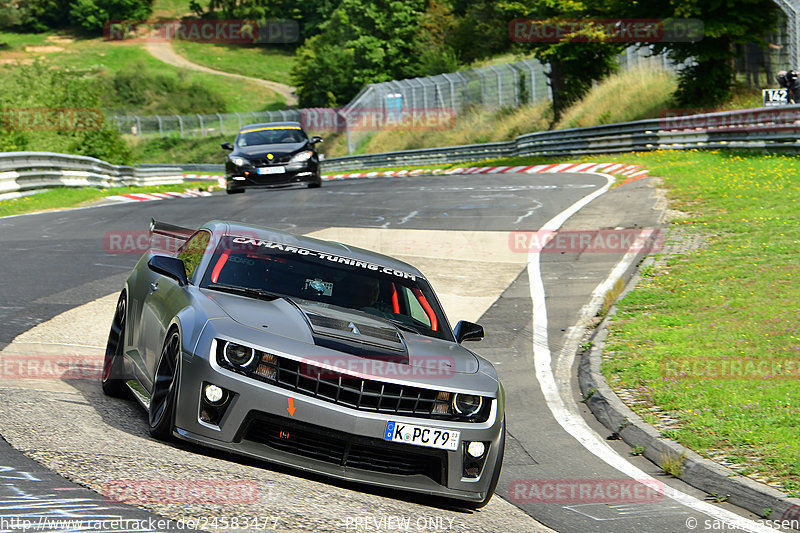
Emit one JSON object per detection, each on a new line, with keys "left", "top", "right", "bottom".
{"left": 307, "top": 180, "right": 321, "bottom": 188}
{"left": 102, "top": 292, "right": 128, "bottom": 397}
{"left": 226, "top": 188, "right": 244, "bottom": 195}
{"left": 149, "top": 327, "right": 181, "bottom": 440}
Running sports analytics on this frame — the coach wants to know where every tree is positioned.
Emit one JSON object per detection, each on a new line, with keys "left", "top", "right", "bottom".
{"left": 69, "top": 0, "right": 153, "bottom": 33}
{"left": 500, "top": 0, "right": 625, "bottom": 122}
{"left": 290, "top": 0, "right": 425, "bottom": 107}
{"left": 203, "top": 0, "right": 338, "bottom": 42}
{"left": 612, "top": 0, "right": 781, "bottom": 106}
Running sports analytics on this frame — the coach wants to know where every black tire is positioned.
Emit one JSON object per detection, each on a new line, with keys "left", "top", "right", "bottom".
{"left": 102, "top": 292, "right": 128, "bottom": 397}
{"left": 465, "top": 419, "right": 505, "bottom": 510}
{"left": 226, "top": 188, "right": 244, "bottom": 194}
{"left": 307, "top": 180, "right": 321, "bottom": 189}
{"left": 149, "top": 327, "right": 181, "bottom": 440}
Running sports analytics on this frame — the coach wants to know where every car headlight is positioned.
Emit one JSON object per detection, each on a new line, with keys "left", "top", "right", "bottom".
{"left": 223, "top": 341, "right": 255, "bottom": 367}
{"left": 452, "top": 393, "right": 483, "bottom": 416}
{"left": 289, "top": 150, "right": 313, "bottom": 163}
{"left": 230, "top": 156, "right": 249, "bottom": 167}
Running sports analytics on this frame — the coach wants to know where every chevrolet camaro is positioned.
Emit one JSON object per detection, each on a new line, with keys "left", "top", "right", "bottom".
{"left": 102, "top": 219, "right": 506, "bottom": 507}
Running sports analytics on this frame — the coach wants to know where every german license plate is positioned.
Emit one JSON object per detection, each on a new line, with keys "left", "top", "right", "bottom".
{"left": 384, "top": 421, "right": 459, "bottom": 451}
{"left": 257, "top": 166, "right": 285, "bottom": 175}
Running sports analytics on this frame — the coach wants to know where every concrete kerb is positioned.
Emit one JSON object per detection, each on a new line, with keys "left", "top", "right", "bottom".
{"left": 577, "top": 253, "right": 800, "bottom": 527}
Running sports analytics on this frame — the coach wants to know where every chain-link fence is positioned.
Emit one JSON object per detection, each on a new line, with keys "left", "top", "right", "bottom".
{"left": 109, "top": 110, "right": 301, "bottom": 138}
{"left": 108, "top": 49, "right": 679, "bottom": 153}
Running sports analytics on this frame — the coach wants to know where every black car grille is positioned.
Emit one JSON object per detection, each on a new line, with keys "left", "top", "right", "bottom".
{"left": 241, "top": 413, "right": 447, "bottom": 484}
{"left": 251, "top": 155, "right": 291, "bottom": 165}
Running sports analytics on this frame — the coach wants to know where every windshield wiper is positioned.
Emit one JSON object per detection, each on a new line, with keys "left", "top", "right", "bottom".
{"left": 206, "top": 283, "right": 283, "bottom": 301}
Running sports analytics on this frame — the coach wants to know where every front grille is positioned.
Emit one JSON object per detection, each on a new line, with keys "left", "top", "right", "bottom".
{"left": 241, "top": 413, "right": 446, "bottom": 484}
{"left": 216, "top": 342, "right": 492, "bottom": 423}
{"left": 276, "top": 357, "right": 442, "bottom": 417}
{"left": 252, "top": 155, "right": 291, "bottom": 165}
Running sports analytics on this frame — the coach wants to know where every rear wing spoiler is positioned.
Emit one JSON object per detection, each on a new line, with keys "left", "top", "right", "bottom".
{"left": 149, "top": 218, "right": 195, "bottom": 242}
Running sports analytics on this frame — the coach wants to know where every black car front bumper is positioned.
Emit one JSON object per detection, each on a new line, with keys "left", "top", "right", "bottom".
{"left": 225, "top": 160, "right": 321, "bottom": 191}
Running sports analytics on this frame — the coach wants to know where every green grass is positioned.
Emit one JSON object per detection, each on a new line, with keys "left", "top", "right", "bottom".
{"left": 555, "top": 65, "right": 677, "bottom": 129}
{"left": 325, "top": 149, "right": 799, "bottom": 494}
{"left": 151, "top": 0, "right": 192, "bottom": 17}
{"left": 171, "top": 41, "right": 296, "bottom": 84}
{"left": 128, "top": 135, "right": 229, "bottom": 164}
{"left": 0, "top": 30, "right": 285, "bottom": 112}
{"left": 594, "top": 150, "right": 800, "bottom": 495}
{"left": 0, "top": 184, "right": 206, "bottom": 217}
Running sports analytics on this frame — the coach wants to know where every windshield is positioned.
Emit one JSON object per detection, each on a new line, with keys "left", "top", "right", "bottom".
{"left": 200, "top": 236, "right": 452, "bottom": 341}
{"left": 236, "top": 127, "right": 307, "bottom": 147}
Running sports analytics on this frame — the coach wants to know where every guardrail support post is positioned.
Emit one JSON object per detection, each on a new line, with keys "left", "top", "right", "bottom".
{"left": 156, "top": 115, "right": 163, "bottom": 138}
{"left": 176, "top": 115, "right": 184, "bottom": 139}
{"left": 216, "top": 113, "right": 224, "bottom": 135}
{"left": 197, "top": 114, "right": 205, "bottom": 137}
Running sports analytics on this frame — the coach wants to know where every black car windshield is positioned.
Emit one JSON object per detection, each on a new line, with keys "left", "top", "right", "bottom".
{"left": 200, "top": 236, "right": 452, "bottom": 341}
{"left": 236, "top": 127, "right": 307, "bottom": 147}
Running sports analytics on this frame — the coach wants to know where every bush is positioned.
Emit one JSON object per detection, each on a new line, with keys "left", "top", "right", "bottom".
{"left": 0, "top": 63, "right": 130, "bottom": 163}
{"left": 101, "top": 63, "right": 228, "bottom": 114}
{"left": 68, "top": 0, "right": 153, "bottom": 33}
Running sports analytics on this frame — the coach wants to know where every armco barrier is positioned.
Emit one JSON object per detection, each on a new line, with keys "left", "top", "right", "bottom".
{"left": 0, "top": 152, "right": 184, "bottom": 194}
{"left": 319, "top": 105, "right": 800, "bottom": 172}
{"left": 4, "top": 106, "right": 800, "bottom": 193}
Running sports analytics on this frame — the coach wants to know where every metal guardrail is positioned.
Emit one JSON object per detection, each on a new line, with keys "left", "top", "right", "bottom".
{"left": 319, "top": 105, "right": 800, "bottom": 172}
{"left": 0, "top": 152, "right": 184, "bottom": 195}
{"left": 3, "top": 106, "right": 798, "bottom": 196}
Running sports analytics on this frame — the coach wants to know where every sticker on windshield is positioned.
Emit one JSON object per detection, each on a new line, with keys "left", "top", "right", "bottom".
{"left": 305, "top": 278, "right": 333, "bottom": 296}
{"left": 230, "top": 237, "right": 420, "bottom": 281}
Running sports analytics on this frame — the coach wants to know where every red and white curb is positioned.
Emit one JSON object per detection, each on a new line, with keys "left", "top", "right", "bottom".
{"left": 104, "top": 190, "right": 211, "bottom": 203}
{"left": 168, "top": 164, "right": 649, "bottom": 194}
{"left": 321, "top": 163, "right": 648, "bottom": 181}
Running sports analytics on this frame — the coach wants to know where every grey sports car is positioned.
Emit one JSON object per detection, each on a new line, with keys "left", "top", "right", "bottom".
{"left": 102, "top": 220, "right": 506, "bottom": 507}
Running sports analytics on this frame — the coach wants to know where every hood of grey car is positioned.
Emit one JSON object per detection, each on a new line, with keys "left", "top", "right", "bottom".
{"left": 202, "top": 290, "right": 479, "bottom": 374}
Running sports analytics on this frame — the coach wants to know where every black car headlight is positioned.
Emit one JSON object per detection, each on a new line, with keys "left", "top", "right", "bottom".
{"left": 289, "top": 150, "right": 313, "bottom": 163}
{"left": 223, "top": 341, "right": 255, "bottom": 367}
{"left": 453, "top": 393, "right": 483, "bottom": 416}
{"left": 230, "top": 156, "right": 249, "bottom": 167}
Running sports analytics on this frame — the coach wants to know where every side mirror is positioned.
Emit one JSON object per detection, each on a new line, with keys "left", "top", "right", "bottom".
{"left": 220, "top": 142, "right": 234, "bottom": 150}
{"left": 148, "top": 256, "right": 188, "bottom": 286}
{"left": 310, "top": 136, "right": 323, "bottom": 144}
{"left": 454, "top": 320, "right": 484, "bottom": 343}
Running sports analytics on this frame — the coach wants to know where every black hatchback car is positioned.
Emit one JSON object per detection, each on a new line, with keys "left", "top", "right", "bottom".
{"left": 221, "top": 122, "right": 323, "bottom": 193}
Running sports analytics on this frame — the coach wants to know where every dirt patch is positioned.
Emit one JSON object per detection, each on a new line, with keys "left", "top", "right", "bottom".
{"left": 24, "top": 45, "right": 64, "bottom": 53}
{"left": 46, "top": 35, "right": 75, "bottom": 44}
{"left": 0, "top": 57, "right": 34, "bottom": 65}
